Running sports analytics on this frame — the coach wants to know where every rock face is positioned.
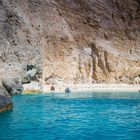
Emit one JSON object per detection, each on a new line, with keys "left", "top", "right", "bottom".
{"left": 2, "top": 78, "right": 23, "bottom": 95}
{"left": 0, "top": 78, "right": 23, "bottom": 112}
{"left": 0, "top": 0, "right": 140, "bottom": 84}
{"left": 0, "top": 81, "right": 12, "bottom": 112}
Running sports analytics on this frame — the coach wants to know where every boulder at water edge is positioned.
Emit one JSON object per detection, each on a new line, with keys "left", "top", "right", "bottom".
{"left": 1, "top": 78, "right": 23, "bottom": 96}
{"left": 0, "top": 82, "right": 12, "bottom": 112}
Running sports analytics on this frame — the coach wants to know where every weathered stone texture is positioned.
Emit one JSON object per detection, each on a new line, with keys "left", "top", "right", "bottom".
{"left": 0, "top": 0, "right": 140, "bottom": 84}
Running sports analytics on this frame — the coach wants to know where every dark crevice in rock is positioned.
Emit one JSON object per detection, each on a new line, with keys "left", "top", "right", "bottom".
{"left": 91, "top": 43, "right": 98, "bottom": 82}
{"left": 104, "top": 51, "right": 111, "bottom": 73}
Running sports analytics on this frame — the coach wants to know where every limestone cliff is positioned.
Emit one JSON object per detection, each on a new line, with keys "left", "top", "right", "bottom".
{"left": 0, "top": 0, "right": 140, "bottom": 84}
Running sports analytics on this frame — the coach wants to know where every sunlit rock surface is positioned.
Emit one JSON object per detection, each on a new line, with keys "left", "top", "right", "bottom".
{"left": 0, "top": 0, "right": 140, "bottom": 84}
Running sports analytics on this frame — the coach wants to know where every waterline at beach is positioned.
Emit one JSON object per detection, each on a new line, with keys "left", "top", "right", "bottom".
{"left": 23, "top": 81, "right": 140, "bottom": 93}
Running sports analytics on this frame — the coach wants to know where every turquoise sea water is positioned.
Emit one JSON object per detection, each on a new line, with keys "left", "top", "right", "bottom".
{"left": 0, "top": 92, "right": 140, "bottom": 140}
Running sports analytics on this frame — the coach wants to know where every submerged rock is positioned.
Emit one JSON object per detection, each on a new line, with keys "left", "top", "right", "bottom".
{"left": 0, "top": 95, "right": 12, "bottom": 112}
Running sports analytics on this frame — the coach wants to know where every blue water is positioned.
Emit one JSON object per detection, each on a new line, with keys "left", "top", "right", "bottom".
{"left": 0, "top": 92, "right": 140, "bottom": 140}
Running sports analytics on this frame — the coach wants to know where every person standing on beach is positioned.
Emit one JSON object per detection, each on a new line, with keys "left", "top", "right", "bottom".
{"left": 65, "top": 87, "right": 71, "bottom": 93}
{"left": 50, "top": 85, "right": 55, "bottom": 91}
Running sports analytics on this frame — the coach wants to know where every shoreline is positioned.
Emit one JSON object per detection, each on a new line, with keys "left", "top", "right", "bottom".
{"left": 23, "top": 81, "right": 140, "bottom": 93}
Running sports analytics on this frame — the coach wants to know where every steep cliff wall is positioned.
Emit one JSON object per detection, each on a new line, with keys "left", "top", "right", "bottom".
{"left": 0, "top": 0, "right": 43, "bottom": 78}
{"left": 0, "top": 0, "right": 140, "bottom": 84}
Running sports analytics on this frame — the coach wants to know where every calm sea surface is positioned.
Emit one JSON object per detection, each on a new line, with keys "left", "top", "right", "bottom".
{"left": 0, "top": 92, "right": 140, "bottom": 140}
